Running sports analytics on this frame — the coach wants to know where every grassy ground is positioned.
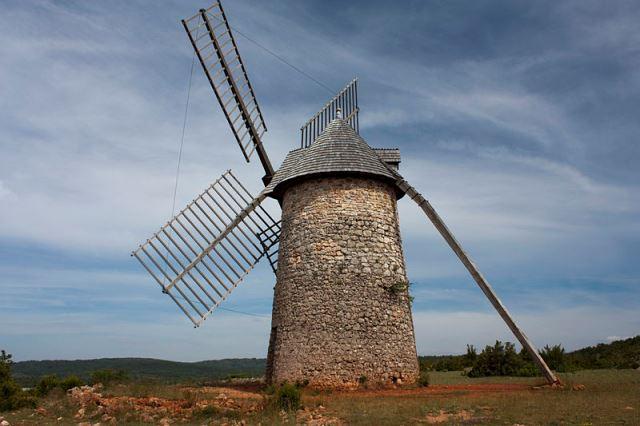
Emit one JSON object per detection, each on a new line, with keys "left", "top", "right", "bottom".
{"left": 310, "top": 370, "right": 639, "bottom": 425}
{"left": 1, "top": 369, "right": 638, "bottom": 425}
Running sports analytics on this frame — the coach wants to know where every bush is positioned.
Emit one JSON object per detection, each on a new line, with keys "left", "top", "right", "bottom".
{"left": 464, "top": 344, "right": 477, "bottom": 366}
{"left": 0, "top": 381, "right": 37, "bottom": 411}
{"left": 417, "top": 371, "right": 430, "bottom": 387}
{"left": 0, "top": 350, "right": 37, "bottom": 412}
{"left": 468, "top": 341, "right": 535, "bottom": 377}
{"left": 270, "top": 383, "right": 301, "bottom": 411}
{"left": 90, "top": 369, "right": 128, "bottom": 386}
{"left": 34, "top": 374, "right": 84, "bottom": 397}
{"left": 34, "top": 375, "right": 61, "bottom": 397}
{"left": 514, "top": 363, "right": 539, "bottom": 377}
{"left": 59, "top": 375, "right": 84, "bottom": 391}
{"left": 540, "top": 344, "right": 566, "bottom": 371}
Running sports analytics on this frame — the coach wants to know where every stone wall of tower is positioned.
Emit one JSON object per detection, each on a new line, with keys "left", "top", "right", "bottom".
{"left": 266, "top": 176, "right": 419, "bottom": 388}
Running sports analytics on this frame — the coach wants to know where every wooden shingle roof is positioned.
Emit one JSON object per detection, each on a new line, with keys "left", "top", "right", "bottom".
{"left": 266, "top": 118, "right": 401, "bottom": 199}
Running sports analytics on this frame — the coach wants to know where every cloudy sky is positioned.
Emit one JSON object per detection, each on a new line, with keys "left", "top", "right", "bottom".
{"left": 1, "top": 0, "right": 639, "bottom": 362}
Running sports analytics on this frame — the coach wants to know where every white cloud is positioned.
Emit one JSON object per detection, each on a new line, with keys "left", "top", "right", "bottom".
{"left": 1, "top": 1, "right": 638, "bottom": 362}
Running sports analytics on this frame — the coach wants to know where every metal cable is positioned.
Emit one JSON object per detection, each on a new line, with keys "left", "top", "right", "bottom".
{"left": 207, "top": 14, "right": 335, "bottom": 96}
{"left": 170, "top": 51, "right": 197, "bottom": 220}
{"left": 173, "top": 293, "right": 269, "bottom": 318}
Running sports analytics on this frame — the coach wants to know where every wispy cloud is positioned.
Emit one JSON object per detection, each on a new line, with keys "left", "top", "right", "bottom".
{"left": 1, "top": 0, "right": 638, "bottom": 360}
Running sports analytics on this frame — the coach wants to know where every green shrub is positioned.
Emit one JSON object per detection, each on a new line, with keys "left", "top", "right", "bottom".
{"left": 358, "top": 375, "right": 368, "bottom": 386}
{"left": 35, "top": 375, "right": 61, "bottom": 397}
{"left": 272, "top": 383, "right": 301, "bottom": 411}
{"left": 464, "top": 344, "right": 477, "bottom": 366}
{"left": 540, "top": 344, "right": 566, "bottom": 371}
{"left": 387, "top": 281, "right": 409, "bottom": 294}
{"left": 263, "top": 384, "right": 276, "bottom": 395}
{"left": 33, "top": 374, "right": 84, "bottom": 397}
{"left": 515, "top": 363, "right": 539, "bottom": 377}
{"left": 0, "top": 380, "right": 37, "bottom": 411}
{"left": 468, "top": 341, "right": 535, "bottom": 377}
{"left": 90, "top": 369, "right": 128, "bottom": 386}
{"left": 417, "top": 371, "right": 430, "bottom": 387}
{"left": 0, "top": 349, "right": 37, "bottom": 412}
{"left": 59, "top": 375, "right": 83, "bottom": 391}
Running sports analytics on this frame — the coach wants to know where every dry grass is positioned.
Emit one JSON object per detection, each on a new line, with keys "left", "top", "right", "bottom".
{"left": 311, "top": 370, "right": 640, "bottom": 425}
{"left": 1, "top": 369, "right": 638, "bottom": 425}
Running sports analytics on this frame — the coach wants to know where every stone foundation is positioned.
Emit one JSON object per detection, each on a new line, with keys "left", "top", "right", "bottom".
{"left": 266, "top": 176, "right": 419, "bottom": 388}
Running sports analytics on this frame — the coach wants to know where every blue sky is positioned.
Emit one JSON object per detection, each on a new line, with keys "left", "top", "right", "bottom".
{"left": 1, "top": 0, "right": 639, "bottom": 362}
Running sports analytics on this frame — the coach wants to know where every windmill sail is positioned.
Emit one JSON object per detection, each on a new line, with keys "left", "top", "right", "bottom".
{"left": 393, "top": 174, "right": 560, "bottom": 385}
{"left": 132, "top": 170, "right": 280, "bottom": 326}
{"left": 300, "top": 78, "right": 359, "bottom": 148}
{"left": 182, "top": 2, "right": 274, "bottom": 182}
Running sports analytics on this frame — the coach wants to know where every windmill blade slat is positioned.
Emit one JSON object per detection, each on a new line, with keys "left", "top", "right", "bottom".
{"left": 195, "top": 197, "right": 255, "bottom": 266}
{"left": 182, "top": 2, "right": 274, "bottom": 182}
{"left": 257, "top": 220, "right": 281, "bottom": 275}
{"left": 227, "top": 169, "right": 279, "bottom": 226}
{"left": 300, "top": 78, "right": 359, "bottom": 148}
{"left": 394, "top": 175, "right": 560, "bottom": 385}
{"left": 132, "top": 170, "right": 280, "bottom": 327}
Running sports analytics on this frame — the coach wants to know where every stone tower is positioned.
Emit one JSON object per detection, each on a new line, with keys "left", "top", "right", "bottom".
{"left": 264, "top": 118, "right": 419, "bottom": 388}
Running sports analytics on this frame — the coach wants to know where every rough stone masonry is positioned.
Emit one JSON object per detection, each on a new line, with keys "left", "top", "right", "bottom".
{"left": 266, "top": 176, "right": 419, "bottom": 388}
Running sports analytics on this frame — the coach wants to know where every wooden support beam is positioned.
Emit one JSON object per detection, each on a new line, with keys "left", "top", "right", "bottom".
{"left": 395, "top": 177, "right": 560, "bottom": 385}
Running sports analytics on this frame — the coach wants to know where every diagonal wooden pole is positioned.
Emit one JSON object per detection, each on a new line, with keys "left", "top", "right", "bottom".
{"left": 395, "top": 176, "right": 560, "bottom": 385}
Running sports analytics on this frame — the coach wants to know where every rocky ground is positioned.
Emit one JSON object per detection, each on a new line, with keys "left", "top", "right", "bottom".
{"left": 0, "top": 369, "right": 637, "bottom": 425}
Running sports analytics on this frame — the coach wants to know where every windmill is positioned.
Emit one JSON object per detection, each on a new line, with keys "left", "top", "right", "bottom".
{"left": 132, "top": 1, "right": 560, "bottom": 387}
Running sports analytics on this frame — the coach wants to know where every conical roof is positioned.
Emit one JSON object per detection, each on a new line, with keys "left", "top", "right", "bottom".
{"left": 266, "top": 118, "right": 399, "bottom": 199}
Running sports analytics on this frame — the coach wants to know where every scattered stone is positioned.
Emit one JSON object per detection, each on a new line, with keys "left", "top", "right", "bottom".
{"left": 297, "top": 406, "right": 344, "bottom": 425}
{"left": 572, "top": 384, "right": 586, "bottom": 391}
{"left": 101, "top": 413, "right": 116, "bottom": 424}
{"left": 0, "top": 419, "right": 10, "bottom": 426}
{"left": 75, "top": 407, "right": 86, "bottom": 419}
{"left": 423, "top": 409, "right": 474, "bottom": 424}
{"left": 35, "top": 407, "right": 48, "bottom": 416}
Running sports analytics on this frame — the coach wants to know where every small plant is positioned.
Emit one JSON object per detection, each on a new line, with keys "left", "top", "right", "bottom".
{"left": 268, "top": 382, "right": 301, "bottom": 411}
{"left": 387, "top": 281, "right": 410, "bottom": 295}
{"left": 192, "top": 404, "right": 221, "bottom": 419}
{"left": 35, "top": 375, "right": 61, "bottom": 397}
{"left": 295, "top": 378, "right": 310, "bottom": 388}
{"left": 418, "top": 371, "right": 430, "bottom": 387}
{"left": 358, "top": 375, "right": 368, "bottom": 386}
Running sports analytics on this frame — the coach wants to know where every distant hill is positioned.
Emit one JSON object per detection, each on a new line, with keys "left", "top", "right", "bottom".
{"left": 11, "top": 336, "right": 639, "bottom": 385}
{"left": 566, "top": 336, "right": 640, "bottom": 369}
{"left": 12, "top": 357, "right": 265, "bottom": 386}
